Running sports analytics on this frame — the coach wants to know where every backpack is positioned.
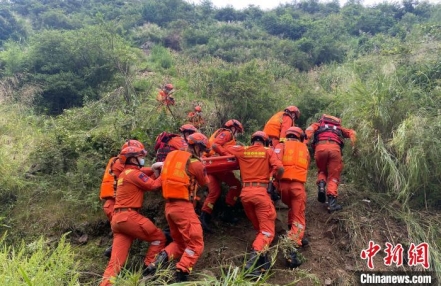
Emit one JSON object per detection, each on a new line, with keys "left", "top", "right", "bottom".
{"left": 313, "top": 114, "right": 343, "bottom": 146}
{"left": 154, "top": 131, "right": 181, "bottom": 162}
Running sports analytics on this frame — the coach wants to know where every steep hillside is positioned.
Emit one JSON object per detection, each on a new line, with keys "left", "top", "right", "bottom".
{"left": 65, "top": 171, "right": 428, "bottom": 285}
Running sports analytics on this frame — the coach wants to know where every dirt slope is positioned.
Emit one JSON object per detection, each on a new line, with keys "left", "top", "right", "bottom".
{"left": 80, "top": 180, "right": 410, "bottom": 285}
{"left": 188, "top": 182, "right": 408, "bottom": 285}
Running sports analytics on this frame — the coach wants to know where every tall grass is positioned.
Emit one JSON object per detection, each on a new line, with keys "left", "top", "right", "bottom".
{"left": 323, "top": 47, "right": 441, "bottom": 281}
{"left": 0, "top": 234, "right": 80, "bottom": 286}
{"left": 109, "top": 242, "right": 320, "bottom": 286}
{"left": 326, "top": 50, "right": 441, "bottom": 210}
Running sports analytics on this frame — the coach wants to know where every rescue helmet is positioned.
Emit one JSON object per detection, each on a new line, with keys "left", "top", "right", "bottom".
{"left": 194, "top": 106, "right": 202, "bottom": 112}
{"left": 179, "top": 124, "right": 198, "bottom": 134}
{"left": 121, "top": 139, "right": 145, "bottom": 151}
{"left": 251, "top": 131, "right": 269, "bottom": 146}
{"left": 187, "top": 132, "right": 210, "bottom": 150}
{"left": 224, "top": 119, "right": 244, "bottom": 133}
{"left": 286, "top": 126, "right": 305, "bottom": 141}
{"left": 164, "top": 83, "right": 174, "bottom": 91}
{"left": 284, "top": 106, "right": 301, "bottom": 119}
{"left": 119, "top": 146, "right": 147, "bottom": 164}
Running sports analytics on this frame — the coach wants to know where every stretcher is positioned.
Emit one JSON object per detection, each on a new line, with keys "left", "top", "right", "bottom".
{"left": 201, "top": 155, "right": 239, "bottom": 174}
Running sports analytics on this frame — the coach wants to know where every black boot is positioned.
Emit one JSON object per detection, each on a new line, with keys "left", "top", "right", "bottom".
{"left": 300, "top": 238, "right": 309, "bottom": 247}
{"left": 245, "top": 251, "right": 259, "bottom": 272}
{"left": 103, "top": 245, "right": 112, "bottom": 258}
{"left": 220, "top": 206, "right": 239, "bottom": 224}
{"left": 245, "top": 251, "right": 260, "bottom": 279}
{"left": 258, "top": 252, "right": 271, "bottom": 272}
{"left": 317, "top": 180, "right": 326, "bottom": 203}
{"left": 176, "top": 269, "right": 189, "bottom": 282}
{"left": 327, "top": 195, "right": 342, "bottom": 213}
{"left": 200, "top": 211, "right": 212, "bottom": 233}
{"left": 286, "top": 250, "right": 302, "bottom": 268}
{"left": 143, "top": 251, "right": 168, "bottom": 276}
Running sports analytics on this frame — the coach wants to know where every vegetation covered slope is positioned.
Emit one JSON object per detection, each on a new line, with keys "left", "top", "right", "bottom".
{"left": 0, "top": 0, "right": 440, "bottom": 284}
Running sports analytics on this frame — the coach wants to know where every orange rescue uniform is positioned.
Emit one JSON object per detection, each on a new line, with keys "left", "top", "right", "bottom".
{"left": 161, "top": 150, "right": 209, "bottom": 273}
{"left": 226, "top": 144, "right": 283, "bottom": 252}
{"left": 305, "top": 122, "right": 356, "bottom": 197}
{"left": 100, "top": 165, "right": 165, "bottom": 286}
{"left": 187, "top": 111, "right": 205, "bottom": 129}
{"left": 157, "top": 90, "right": 175, "bottom": 106}
{"left": 155, "top": 135, "right": 188, "bottom": 163}
{"left": 202, "top": 129, "right": 242, "bottom": 214}
{"left": 273, "top": 140, "right": 310, "bottom": 246}
{"left": 263, "top": 111, "right": 296, "bottom": 147}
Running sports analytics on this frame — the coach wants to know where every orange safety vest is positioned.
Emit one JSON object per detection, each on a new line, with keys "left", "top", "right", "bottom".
{"left": 280, "top": 141, "right": 309, "bottom": 183}
{"left": 263, "top": 111, "right": 284, "bottom": 138}
{"left": 206, "top": 128, "right": 236, "bottom": 156}
{"left": 99, "top": 157, "right": 118, "bottom": 199}
{"left": 162, "top": 150, "right": 192, "bottom": 201}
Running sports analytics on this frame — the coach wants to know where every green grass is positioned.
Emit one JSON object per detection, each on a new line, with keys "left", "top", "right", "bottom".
{"left": 0, "top": 233, "right": 80, "bottom": 286}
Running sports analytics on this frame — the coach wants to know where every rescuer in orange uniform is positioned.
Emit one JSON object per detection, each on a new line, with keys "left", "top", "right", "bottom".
{"left": 305, "top": 114, "right": 356, "bottom": 212}
{"left": 263, "top": 106, "right": 301, "bottom": 147}
{"left": 179, "top": 123, "right": 198, "bottom": 142}
{"left": 225, "top": 131, "right": 284, "bottom": 278}
{"left": 200, "top": 119, "right": 244, "bottom": 232}
{"left": 187, "top": 106, "right": 205, "bottom": 129}
{"left": 273, "top": 127, "right": 310, "bottom": 268}
{"left": 155, "top": 124, "right": 197, "bottom": 163}
{"left": 100, "top": 140, "right": 146, "bottom": 221}
{"left": 99, "top": 139, "right": 146, "bottom": 258}
{"left": 157, "top": 83, "right": 175, "bottom": 106}
{"left": 144, "top": 132, "right": 210, "bottom": 282}
{"left": 100, "top": 146, "right": 166, "bottom": 286}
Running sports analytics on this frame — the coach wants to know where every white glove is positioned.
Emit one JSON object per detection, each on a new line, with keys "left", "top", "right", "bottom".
{"left": 151, "top": 162, "right": 164, "bottom": 178}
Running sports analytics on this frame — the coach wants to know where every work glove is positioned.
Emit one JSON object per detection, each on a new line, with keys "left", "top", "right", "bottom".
{"left": 151, "top": 162, "right": 164, "bottom": 178}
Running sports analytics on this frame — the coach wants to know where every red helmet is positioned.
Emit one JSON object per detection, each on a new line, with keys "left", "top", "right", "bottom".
{"left": 164, "top": 83, "right": 173, "bottom": 90}
{"left": 179, "top": 124, "right": 197, "bottom": 133}
{"left": 194, "top": 106, "right": 202, "bottom": 112}
{"left": 284, "top": 106, "right": 301, "bottom": 119}
{"left": 224, "top": 119, "right": 244, "bottom": 133}
{"left": 121, "top": 139, "right": 145, "bottom": 151}
{"left": 187, "top": 132, "right": 210, "bottom": 149}
{"left": 251, "top": 131, "right": 269, "bottom": 145}
{"left": 119, "top": 146, "right": 147, "bottom": 164}
{"left": 286, "top": 127, "right": 305, "bottom": 141}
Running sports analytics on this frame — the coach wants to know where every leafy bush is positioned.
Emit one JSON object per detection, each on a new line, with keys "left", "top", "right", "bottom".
{"left": 148, "top": 45, "right": 174, "bottom": 70}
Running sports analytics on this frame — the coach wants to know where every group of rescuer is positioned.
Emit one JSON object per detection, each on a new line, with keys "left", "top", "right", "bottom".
{"left": 98, "top": 100, "right": 356, "bottom": 284}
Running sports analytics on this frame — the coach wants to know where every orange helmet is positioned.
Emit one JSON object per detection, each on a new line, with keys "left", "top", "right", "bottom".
{"left": 179, "top": 124, "right": 197, "bottom": 134}
{"left": 286, "top": 127, "right": 305, "bottom": 141}
{"left": 119, "top": 146, "right": 147, "bottom": 164}
{"left": 121, "top": 139, "right": 144, "bottom": 151}
{"left": 224, "top": 119, "right": 244, "bottom": 133}
{"left": 284, "top": 106, "right": 301, "bottom": 119}
{"left": 164, "top": 83, "right": 173, "bottom": 90}
{"left": 187, "top": 132, "right": 210, "bottom": 150}
{"left": 194, "top": 106, "right": 202, "bottom": 112}
{"left": 251, "top": 131, "right": 269, "bottom": 146}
